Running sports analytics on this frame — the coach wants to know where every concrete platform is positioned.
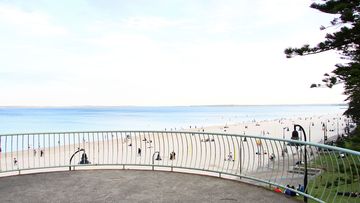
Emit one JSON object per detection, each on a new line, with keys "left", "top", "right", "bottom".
{"left": 0, "top": 170, "right": 298, "bottom": 202}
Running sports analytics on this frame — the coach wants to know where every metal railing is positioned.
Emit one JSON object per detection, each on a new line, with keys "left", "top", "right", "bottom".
{"left": 0, "top": 130, "right": 359, "bottom": 202}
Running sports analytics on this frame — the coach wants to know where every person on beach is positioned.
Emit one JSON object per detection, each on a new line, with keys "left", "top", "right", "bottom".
{"left": 40, "top": 150, "right": 44, "bottom": 157}
{"left": 226, "top": 152, "right": 233, "bottom": 161}
{"left": 138, "top": 148, "right": 141, "bottom": 156}
{"left": 13, "top": 158, "right": 18, "bottom": 166}
{"left": 33, "top": 149, "right": 37, "bottom": 156}
{"left": 170, "top": 151, "right": 176, "bottom": 160}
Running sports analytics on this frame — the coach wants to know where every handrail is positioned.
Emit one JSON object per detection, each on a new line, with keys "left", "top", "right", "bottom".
{"left": 0, "top": 130, "right": 358, "bottom": 154}
{"left": 0, "top": 130, "right": 358, "bottom": 202}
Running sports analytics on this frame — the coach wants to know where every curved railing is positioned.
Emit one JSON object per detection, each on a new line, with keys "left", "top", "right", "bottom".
{"left": 0, "top": 131, "right": 359, "bottom": 202}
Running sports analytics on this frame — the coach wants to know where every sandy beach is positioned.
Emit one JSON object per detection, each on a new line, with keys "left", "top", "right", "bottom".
{"left": 0, "top": 113, "right": 350, "bottom": 180}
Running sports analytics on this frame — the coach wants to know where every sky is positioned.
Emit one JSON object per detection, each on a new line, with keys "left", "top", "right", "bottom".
{"left": 0, "top": 0, "right": 348, "bottom": 106}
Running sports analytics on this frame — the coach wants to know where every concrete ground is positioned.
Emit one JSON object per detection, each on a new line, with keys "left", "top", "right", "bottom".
{"left": 0, "top": 170, "right": 298, "bottom": 203}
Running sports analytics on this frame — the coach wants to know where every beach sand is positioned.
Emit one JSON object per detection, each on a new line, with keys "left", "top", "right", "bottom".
{"left": 0, "top": 113, "right": 350, "bottom": 183}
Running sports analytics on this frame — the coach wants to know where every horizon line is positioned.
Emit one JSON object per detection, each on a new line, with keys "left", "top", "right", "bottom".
{"left": 0, "top": 103, "right": 347, "bottom": 108}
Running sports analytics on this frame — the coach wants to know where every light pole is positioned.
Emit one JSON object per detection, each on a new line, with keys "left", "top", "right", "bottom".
{"left": 292, "top": 125, "right": 308, "bottom": 203}
{"left": 308, "top": 122, "right": 314, "bottom": 142}
{"left": 322, "top": 123, "right": 328, "bottom": 144}
{"left": 152, "top": 151, "right": 161, "bottom": 170}
{"left": 337, "top": 117, "right": 340, "bottom": 137}
{"left": 69, "top": 148, "right": 85, "bottom": 171}
{"left": 282, "top": 127, "right": 289, "bottom": 155}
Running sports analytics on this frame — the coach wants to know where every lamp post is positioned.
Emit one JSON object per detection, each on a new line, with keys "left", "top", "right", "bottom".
{"left": 337, "top": 117, "right": 340, "bottom": 137}
{"left": 308, "top": 122, "right": 314, "bottom": 142}
{"left": 152, "top": 151, "right": 161, "bottom": 170}
{"left": 322, "top": 123, "right": 328, "bottom": 144}
{"left": 69, "top": 148, "right": 85, "bottom": 171}
{"left": 292, "top": 125, "right": 308, "bottom": 203}
{"left": 282, "top": 127, "right": 289, "bottom": 155}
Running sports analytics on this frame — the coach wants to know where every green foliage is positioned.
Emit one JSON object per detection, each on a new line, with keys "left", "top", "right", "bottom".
{"left": 307, "top": 153, "right": 360, "bottom": 202}
{"left": 285, "top": 0, "right": 360, "bottom": 124}
{"left": 339, "top": 127, "right": 360, "bottom": 151}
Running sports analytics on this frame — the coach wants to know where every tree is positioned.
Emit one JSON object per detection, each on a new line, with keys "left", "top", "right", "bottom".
{"left": 285, "top": 0, "right": 360, "bottom": 124}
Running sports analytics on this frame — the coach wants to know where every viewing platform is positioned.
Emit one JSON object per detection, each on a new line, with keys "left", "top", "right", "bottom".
{"left": 0, "top": 130, "right": 359, "bottom": 202}
{"left": 0, "top": 170, "right": 298, "bottom": 203}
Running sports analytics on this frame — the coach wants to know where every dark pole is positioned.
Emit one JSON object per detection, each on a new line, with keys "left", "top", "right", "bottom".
{"left": 294, "top": 124, "right": 308, "bottom": 203}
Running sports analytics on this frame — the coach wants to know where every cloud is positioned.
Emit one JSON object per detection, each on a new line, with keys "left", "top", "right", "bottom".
{"left": 0, "top": 4, "right": 68, "bottom": 36}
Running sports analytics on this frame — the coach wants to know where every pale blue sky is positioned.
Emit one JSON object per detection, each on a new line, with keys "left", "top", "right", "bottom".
{"left": 0, "top": 0, "right": 346, "bottom": 106}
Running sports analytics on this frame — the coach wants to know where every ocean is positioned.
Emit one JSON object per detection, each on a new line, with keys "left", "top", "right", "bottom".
{"left": 0, "top": 105, "right": 346, "bottom": 134}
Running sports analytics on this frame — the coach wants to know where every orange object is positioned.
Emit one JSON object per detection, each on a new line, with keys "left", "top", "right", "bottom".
{"left": 274, "top": 187, "right": 282, "bottom": 193}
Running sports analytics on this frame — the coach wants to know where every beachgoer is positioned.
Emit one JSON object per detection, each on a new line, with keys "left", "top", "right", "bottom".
{"left": 156, "top": 153, "right": 162, "bottom": 161}
{"left": 297, "top": 184, "right": 304, "bottom": 192}
{"left": 227, "top": 152, "right": 233, "bottom": 161}
{"left": 284, "top": 185, "right": 292, "bottom": 196}
{"left": 269, "top": 153, "right": 276, "bottom": 161}
{"left": 40, "top": 150, "right": 44, "bottom": 157}
{"left": 290, "top": 186, "right": 297, "bottom": 196}
{"left": 33, "top": 149, "right": 37, "bottom": 156}
{"left": 13, "top": 158, "right": 18, "bottom": 166}
{"left": 79, "top": 153, "right": 90, "bottom": 164}
{"left": 138, "top": 148, "right": 141, "bottom": 156}
{"left": 169, "top": 151, "right": 176, "bottom": 160}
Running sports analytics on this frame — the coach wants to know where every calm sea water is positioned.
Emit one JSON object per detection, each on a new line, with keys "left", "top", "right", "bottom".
{"left": 0, "top": 105, "right": 346, "bottom": 134}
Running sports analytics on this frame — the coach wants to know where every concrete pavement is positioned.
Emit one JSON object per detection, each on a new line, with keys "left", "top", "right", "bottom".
{"left": 0, "top": 170, "right": 299, "bottom": 203}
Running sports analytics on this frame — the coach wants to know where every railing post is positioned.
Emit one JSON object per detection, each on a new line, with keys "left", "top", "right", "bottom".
{"left": 239, "top": 137, "right": 242, "bottom": 179}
